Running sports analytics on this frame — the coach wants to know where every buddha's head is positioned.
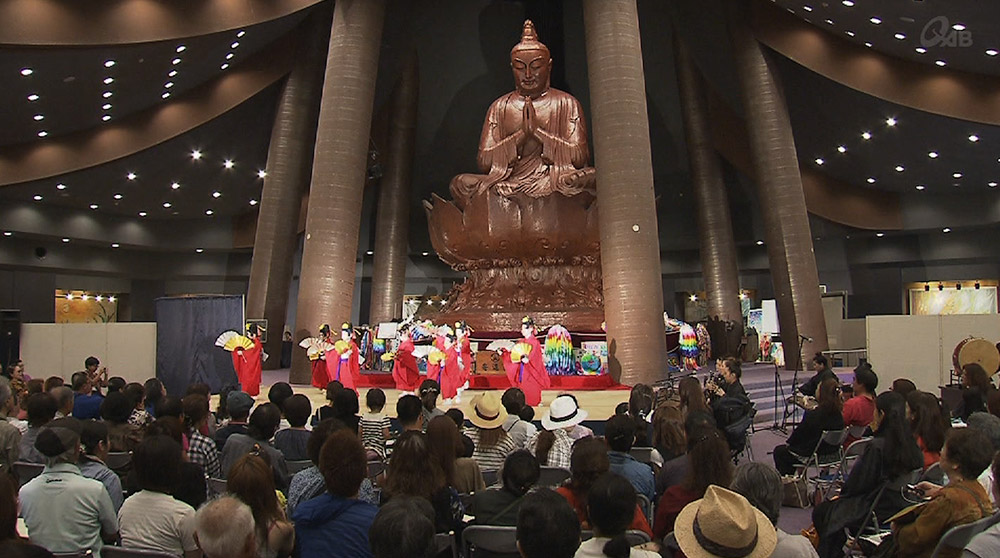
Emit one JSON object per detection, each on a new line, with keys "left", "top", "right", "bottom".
{"left": 510, "top": 20, "right": 551, "bottom": 98}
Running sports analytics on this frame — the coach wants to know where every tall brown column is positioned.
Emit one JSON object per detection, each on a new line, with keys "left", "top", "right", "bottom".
{"left": 583, "top": 0, "right": 668, "bottom": 385}
{"left": 369, "top": 55, "right": 418, "bottom": 324}
{"left": 290, "top": 0, "right": 386, "bottom": 384}
{"left": 729, "top": 10, "right": 828, "bottom": 368}
{"left": 674, "top": 36, "right": 743, "bottom": 357}
{"left": 245, "top": 8, "right": 330, "bottom": 368}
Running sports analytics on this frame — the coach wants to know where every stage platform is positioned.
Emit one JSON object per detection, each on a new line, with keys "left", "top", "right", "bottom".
{"left": 350, "top": 370, "right": 626, "bottom": 391}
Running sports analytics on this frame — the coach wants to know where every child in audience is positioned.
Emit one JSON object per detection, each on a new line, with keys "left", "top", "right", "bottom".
{"left": 360, "top": 388, "right": 391, "bottom": 459}
{"left": 312, "top": 381, "right": 343, "bottom": 425}
{"left": 274, "top": 394, "right": 313, "bottom": 462}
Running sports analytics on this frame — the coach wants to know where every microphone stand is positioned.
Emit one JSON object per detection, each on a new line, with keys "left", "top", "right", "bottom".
{"left": 767, "top": 358, "right": 786, "bottom": 433}
{"left": 781, "top": 334, "right": 809, "bottom": 429}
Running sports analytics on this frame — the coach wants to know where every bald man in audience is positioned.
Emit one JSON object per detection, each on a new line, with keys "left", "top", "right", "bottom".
{"left": 51, "top": 386, "right": 74, "bottom": 419}
{"left": 195, "top": 496, "right": 256, "bottom": 558}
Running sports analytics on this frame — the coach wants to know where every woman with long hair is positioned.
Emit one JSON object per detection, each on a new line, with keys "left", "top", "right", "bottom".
{"left": 384, "top": 431, "right": 464, "bottom": 533}
{"left": 426, "top": 415, "right": 484, "bottom": 494}
{"left": 813, "top": 391, "right": 924, "bottom": 558}
{"left": 651, "top": 405, "right": 686, "bottom": 463}
{"left": 652, "top": 424, "right": 733, "bottom": 540}
{"left": 227, "top": 454, "right": 294, "bottom": 558}
{"left": 955, "top": 363, "right": 994, "bottom": 421}
{"left": 578, "top": 474, "right": 659, "bottom": 558}
{"left": 772, "top": 378, "right": 845, "bottom": 475}
{"left": 627, "top": 384, "right": 654, "bottom": 447}
{"left": 906, "top": 391, "right": 950, "bottom": 469}
{"left": 677, "top": 377, "right": 708, "bottom": 419}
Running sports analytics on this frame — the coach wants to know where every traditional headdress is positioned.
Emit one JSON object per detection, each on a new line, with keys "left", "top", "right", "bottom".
{"left": 318, "top": 323, "right": 331, "bottom": 336}
{"left": 510, "top": 20, "right": 550, "bottom": 57}
{"left": 521, "top": 316, "right": 535, "bottom": 328}
{"left": 341, "top": 322, "right": 353, "bottom": 332}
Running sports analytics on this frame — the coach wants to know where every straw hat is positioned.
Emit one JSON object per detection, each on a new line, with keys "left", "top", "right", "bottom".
{"left": 674, "top": 485, "right": 777, "bottom": 558}
{"left": 469, "top": 392, "right": 508, "bottom": 429}
{"left": 541, "top": 394, "right": 588, "bottom": 431}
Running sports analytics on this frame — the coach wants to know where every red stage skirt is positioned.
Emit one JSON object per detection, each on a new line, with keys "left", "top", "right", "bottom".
{"left": 352, "top": 371, "right": 627, "bottom": 391}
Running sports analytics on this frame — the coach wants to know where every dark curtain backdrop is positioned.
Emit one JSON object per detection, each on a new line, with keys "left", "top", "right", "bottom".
{"left": 155, "top": 295, "right": 243, "bottom": 396}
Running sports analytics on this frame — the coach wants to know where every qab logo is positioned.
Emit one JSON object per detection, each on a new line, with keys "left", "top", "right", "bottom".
{"left": 921, "top": 16, "right": 972, "bottom": 48}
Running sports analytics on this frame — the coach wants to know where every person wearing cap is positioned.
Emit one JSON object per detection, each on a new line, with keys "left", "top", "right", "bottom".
{"left": 214, "top": 391, "right": 253, "bottom": 452}
{"left": 528, "top": 393, "right": 589, "bottom": 469}
{"left": 501, "top": 316, "right": 550, "bottom": 407}
{"left": 326, "top": 322, "right": 361, "bottom": 393}
{"left": 465, "top": 392, "right": 517, "bottom": 472}
{"left": 392, "top": 323, "right": 422, "bottom": 394}
{"left": 231, "top": 323, "right": 264, "bottom": 397}
{"left": 673, "top": 485, "right": 777, "bottom": 558}
{"left": 311, "top": 324, "right": 334, "bottom": 389}
{"left": 19, "top": 417, "right": 120, "bottom": 557}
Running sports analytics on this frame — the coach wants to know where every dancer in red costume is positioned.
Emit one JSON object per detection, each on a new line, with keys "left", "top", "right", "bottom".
{"left": 326, "top": 322, "right": 361, "bottom": 393}
{"left": 501, "top": 316, "right": 550, "bottom": 406}
{"left": 439, "top": 329, "right": 463, "bottom": 404}
{"left": 310, "top": 324, "right": 334, "bottom": 389}
{"left": 392, "top": 323, "right": 421, "bottom": 393}
{"left": 232, "top": 323, "right": 264, "bottom": 397}
{"left": 455, "top": 321, "right": 473, "bottom": 392}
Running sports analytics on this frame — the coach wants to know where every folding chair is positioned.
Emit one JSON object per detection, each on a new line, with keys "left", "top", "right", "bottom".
{"left": 463, "top": 525, "right": 520, "bottom": 558}
{"left": 103, "top": 548, "right": 179, "bottom": 558}
{"left": 367, "top": 460, "right": 386, "bottom": 482}
{"left": 207, "top": 477, "right": 227, "bottom": 496}
{"left": 624, "top": 530, "right": 651, "bottom": 546}
{"left": 537, "top": 466, "right": 571, "bottom": 488}
{"left": 788, "top": 429, "right": 845, "bottom": 507}
{"left": 920, "top": 461, "right": 944, "bottom": 485}
{"left": 929, "top": 512, "right": 1000, "bottom": 558}
{"left": 826, "top": 437, "right": 872, "bottom": 500}
{"left": 460, "top": 492, "right": 475, "bottom": 514}
{"left": 807, "top": 429, "right": 848, "bottom": 497}
{"left": 637, "top": 494, "right": 653, "bottom": 523}
{"left": 482, "top": 469, "right": 499, "bottom": 487}
{"left": 105, "top": 452, "right": 132, "bottom": 472}
{"left": 13, "top": 461, "right": 44, "bottom": 487}
{"left": 52, "top": 552, "right": 92, "bottom": 558}
{"left": 434, "top": 532, "right": 458, "bottom": 558}
{"left": 629, "top": 447, "right": 655, "bottom": 464}
{"left": 663, "top": 531, "right": 679, "bottom": 553}
{"left": 286, "top": 460, "right": 313, "bottom": 475}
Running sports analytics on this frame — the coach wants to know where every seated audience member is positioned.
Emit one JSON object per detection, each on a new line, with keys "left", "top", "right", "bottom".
{"left": 215, "top": 390, "right": 253, "bottom": 450}
{"left": 674, "top": 486, "right": 776, "bottom": 558}
{"left": 465, "top": 392, "right": 517, "bottom": 472}
{"left": 143, "top": 378, "right": 165, "bottom": 417}
{"left": 312, "top": 381, "right": 343, "bottom": 424}
{"left": 773, "top": 378, "right": 845, "bottom": 476}
{"left": 384, "top": 431, "right": 464, "bottom": 533}
{"left": 529, "top": 393, "right": 587, "bottom": 470}
{"left": 42, "top": 376, "right": 64, "bottom": 393}
{"left": 268, "top": 382, "right": 295, "bottom": 430}
{"left": 708, "top": 358, "right": 748, "bottom": 402}
{"left": 900, "top": 428, "right": 994, "bottom": 558}
{"left": 18, "top": 393, "right": 57, "bottom": 464}
{"left": 655, "top": 410, "right": 715, "bottom": 498}
{"left": 71, "top": 371, "right": 104, "bottom": 420}
{"left": 427, "top": 415, "right": 485, "bottom": 494}
{"left": 136, "top": 417, "right": 208, "bottom": 510}
{"left": 731, "top": 462, "right": 819, "bottom": 558}
{"left": 293, "top": 430, "right": 379, "bottom": 558}
{"left": 653, "top": 423, "right": 733, "bottom": 540}
{"left": 331, "top": 387, "right": 362, "bottom": 434}
{"left": 227, "top": 454, "right": 295, "bottom": 558}
{"left": 287, "top": 419, "right": 378, "bottom": 517}
{"left": 19, "top": 418, "right": 119, "bottom": 556}
{"left": 445, "top": 407, "right": 476, "bottom": 457}
{"left": 360, "top": 388, "right": 391, "bottom": 459}
{"left": 907, "top": 391, "right": 950, "bottom": 469}
{"left": 799, "top": 353, "right": 837, "bottom": 398}
{"left": 964, "top": 453, "right": 1000, "bottom": 558}
{"left": 0, "top": 381, "right": 21, "bottom": 472}
{"left": 502, "top": 387, "right": 538, "bottom": 449}
{"left": 843, "top": 361, "right": 878, "bottom": 444}
{"left": 124, "top": 382, "right": 152, "bottom": 428}
{"left": 419, "top": 379, "right": 445, "bottom": 429}
{"left": 954, "top": 363, "right": 995, "bottom": 421}
{"left": 183, "top": 394, "right": 222, "bottom": 479}
{"left": 577, "top": 473, "right": 659, "bottom": 558}
{"left": 557, "top": 437, "right": 652, "bottom": 537}
{"left": 185, "top": 383, "right": 217, "bottom": 437}
{"left": 519, "top": 405, "right": 536, "bottom": 422}
{"left": 397, "top": 393, "right": 425, "bottom": 434}
{"left": 369, "top": 497, "right": 437, "bottom": 558}
{"left": 1, "top": 473, "right": 54, "bottom": 557}
{"left": 518, "top": 488, "right": 583, "bottom": 558}
{"left": 678, "top": 377, "right": 709, "bottom": 419}
{"left": 195, "top": 496, "right": 257, "bottom": 558}
{"left": 107, "top": 376, "right": 126, "bottom": 394}
{"left": 604, "top": 414, "right": 655, "bottom": 503}
{"left": 78, "top": 420, "right": 124, "bottom": 512}
{"left": 82, "top": 356, "right": 108, "bottom": 394}
{"left": 627, "top": 384, "right": 655, "bottom": 448}
{"left": 221, "top": 403, "right": 289, "bottom": 490}
{"left": 892, "top": 378, "right": 917, "bottom": 397}
{"left": 651, "top": 405, "right": 685, "bottom": 475}
{"left": 118, "top": 435, "right": 199, "bottom": 558}
{"left": 51, "top": 386, "right": 74, "bottom": 419}
{"left": 101, "top": 391, "right": 143, "bottom": 452}
{"left": 473, "top": 450, "right": 540, "bottom": 525}
{"left": 959, "top": 412, "right": 1000, "bottom": 507}
{"left": 274, "top": 394, "right": 313, "bottom": 461}
{"left": 813, "top": 391, "right": 923, "bottom": 558}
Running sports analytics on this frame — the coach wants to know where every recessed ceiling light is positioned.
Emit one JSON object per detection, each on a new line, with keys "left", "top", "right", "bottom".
{"left": 803, "top": 5, "right": 813, "bottom": 11}
{"left": 824, "top": 19, "right": 834, "bottom": 25}
{"left": 103, "top": 77, "right": 114, "bottom": 85}
{"left": 195, "top": 248, "right": 204, "bottom": 253}
{"left": 756, "top": 240, "right": 764, "bottom": 246}
{"left": 33, "top": 195, "right": 43, "bottom": 201}
{"left": 952, "top": 23, "right": 967, "bottom": 31}
{"left": 421, "top": 251, "right": 429, "bottom": 256}
{"left": 895, "top": 165, "right": 904, "bottom": 172}
{"left": 928, "top": 151, "right": 938, "bottom": 158}
{"left": 172, "top": 58, "right": 182, "bottom": 65}
{"left": 27, "top": 94, "right": 39, "bottom": 101}
{"left": 989, "top": 182, "right": 998, "bottom": 188}
{"left": 161, "top": 92, "right": 170, "bottom": 99}
{"left": 109, "top": 296, "right": 116, "bottom": 302}
{"left": 138, "top": 211, "right": 147, "bottom": 217}
{"left": 102, "top": 103, "right": 112, "bottom": 110}
{"left": 111, "top": 243, "right": 119, "bottom": 248}
{"left": 842, "top": 0, "right": 854, "bottom": 6}
{"left": 3, "top": 232, "right": 11, "bottom": 237}
{"left": 162, "top": 202, "right": 172, "bottom": 208}
{"left": 894, "top": 33, "right": 906, "bottom": 40}
{"left": 915, "top": 47, "right": 927, "bottom": 54}
{"left": 191, "top": 149, "right": 202, "bottom": 160}
{"left": 95, "top": 296, "right": 103, "bottom": 302}
{"left": 915, "top": 185, "right": 925, "bottom": 190}
{"left": 127, "top": 172, "right": 137, "bottom": 180}
{"left": 102, "top": 91, "right": 113, "bottom": 98}
{"left": 942, "top": 227, "right": 951, "bottom": 233}
{"left": 101, "top": 115, "right": 111, "bottom": 122}
{"left": 20, "top": 68, "right": 32, "bottom": 76}
{"left": 814, "top": 158, "right": 824, "bottom": 165}
{"left": 837, "top": 145, "right": 846, "bottom": 153}
{"left": 987, "top": 49, "right": 999, "bottom": 57}
{"left": 223, "top": 159, "right": 234, "bottom": 169}
{"left": 861, "top": 131, "right": 872, "bottom": 140}
{"left": 61, "top": 238, "right": 69, "bottom": 243}
{"left": 168, "top": 70, "right": 178, "bottom": 77}
{"left": 225, "top": 53, "right": 234, "bottom": 60}
{"left": 366, "top": 250, "right": 374, "bottom": 255}
{"left": 869, "top": 17, "right": 881, "bottom": 24}
{"left": 89, "top": 204, "right": 99, "bottom": 210}
{"left": 220, "top": 63, "right": 230, "bottom": 70}
{"left": 37, "top": 131, "right": 47, "bottom": 137}
{"left": 935, "top": 60, "right": 946, "bottom": 66}
{"left": 237, "top": 30, "right": 246, "bottom": 38}
{"left": 953, "top": 172, "right": 963, "bottom": 178}
{"left": 104, "top": 60, "right": 115, "bottom": 68}
{"left": 176, "top": 45, "right": 186, "bottom": 53}
{"left": 876, "top": 232, "right": 884, "bottom": 237}
{"left": 864, "top": 42, "right": 873, "bottom": 48}
{"left": 205, "top": 209, "right": 214, "bottom": 215}
{"left": 867, "top": 177, "right": 876, "bottom": 184}
{"left": 231, "top": 41, "right": 240, "bottom": 49}
{"left": 212, "top": 191, "right": 222, "bottom": 198}
{"left": 113, "top": 193, "right": 123, "bottom": 200}
{"left": 171, "top": 182, "right": 180, "bottom": 190}
{"left": 164, "top": 82, "right": 174, "bottom": 88}
{"left": 56, "top": 183, "right": 66, "bottom": 190}
{"left": 32, "top": 114, "right": 44, "bottom": 121}
{"left": 885, "top": 117, "right": 897, "bottom": 126}
{"left": 846, "top": 31, "right": 855, "bottom": 37}
{"left": 65, "top": 293, "right": 74, "bottom": 300}
{"left": 257, "top": 170, "right": 267, "bottom": 178}
{"left": 969, "top": 134, "right": 980, "bottom": 142}
{"left": 249, "top": 199, "right": 258, "bottom": 206}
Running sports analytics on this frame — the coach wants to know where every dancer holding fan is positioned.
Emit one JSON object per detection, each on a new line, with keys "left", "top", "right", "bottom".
{"left": 216, "top": 323, "right": 264, "bottom": 396}
{"left": 391, "top": 322, "right": 422, "bottom": 394}
{"left": 501, "top": 316, "right": 549, "bottom": 407}
{"left": 301, "top": 324, "right": 336, "bottom": 389}
{"left": 455, "top": 321, "right": 473, "bottom": 392}
{"left": 326, "top": 322, "right": 361, "bottom": 393}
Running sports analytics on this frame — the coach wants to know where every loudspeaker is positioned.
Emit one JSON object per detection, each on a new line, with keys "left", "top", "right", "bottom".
{"left": 0, "top": 309, "right": 20, "bottom": 372}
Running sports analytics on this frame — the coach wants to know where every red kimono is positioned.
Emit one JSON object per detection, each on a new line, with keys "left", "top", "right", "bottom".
{"left": 392, "top": 338, "right": 421, "bottom": 392}
{"left": 439, "top": 345, "right": 462, "bottom": 400}
{"left": 457, "top": 337, "right": 473, "bottom": 387}
{"left": 501, "top": 335, "right": 549, "bottom": 406}
{"left": 310, "top": 358, "right": 328, "bottom": 389}
{"left": 232, "top": 337, "right": 263, "bottom": 397}
{"left": 326, "top": 341, "right": 360, "bottom": 393}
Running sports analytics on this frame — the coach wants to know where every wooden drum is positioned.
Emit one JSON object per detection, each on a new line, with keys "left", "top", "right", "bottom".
{"left": 953, "top": 337, "right": 1000, "bottom": 376}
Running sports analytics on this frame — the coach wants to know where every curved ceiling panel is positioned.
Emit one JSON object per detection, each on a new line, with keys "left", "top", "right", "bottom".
{"left": 0, "top": 0, "right": 324, "bottom": 45}
{"left": 752, "top": 0, "right": 1000, "bottom": 126}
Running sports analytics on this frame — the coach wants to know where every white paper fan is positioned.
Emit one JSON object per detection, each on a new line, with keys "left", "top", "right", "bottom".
{"left": 412, "top": 345, "right": 435, "bottom": 359}
{"left": 485, "top": 340, "right": 515, "bottom": 352}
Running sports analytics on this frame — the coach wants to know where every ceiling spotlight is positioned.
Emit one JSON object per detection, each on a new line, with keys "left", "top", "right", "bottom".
{"left": 113, "top": 193, "right": 123, "bottom": 200}
{"left": 846, "top": 31, "right": 855, "bottom": 37}
{"left": 942, "top": 227, "right": 952, "bottom": 233}
{"left": 689, "top": 294, "right": 698, "bottom": 302}
{"left": 231, "top": 41, "right": 240, "bottom": 49}
{"left": 869, "top": 17, "right": 881, "bottom": 25}
{"left": 195, "top": 248, "right": 204, "bottom": 253}
{"left": 953, "top": 172, "right": 963, "bottom": 178}
{"left": 33, "top": 195, "right": 42, "bottom": 201}
{"left": 168, "top": 70, "right": 178, "bottom": 77}
{"left": 422, "top": 251, "right": 430, "bottom": 256}
{"left": 81, "top": 294, "right": 90, "bottom": 301}
{"left": 103, "top": 77, "right": 114, "bottom": 85}
{"left": 842, "top": 0, "right": 854, "bottom": 6}
{"left": 861, "top": 131, "right": 872, "bottom": 140}
{"left": 212, "top": 191, "right": 221, "bottom": 198}
{"left": 220, "top": 63, "right": 230, "bottom": 70}
{"left": 162, "top": 202, "right": 172, "bottom": 208}
{"left": 925, "top": 283, "right": 930, "bottom": 292}
{"left": 956, "top": 282, "right": 962, "bottom": 290}
{"left": 366, "top": 250, "right": 374, "bottom": 256}
{"left": 27, "top": 94, "right": 39, "bottom": 101}
{"left": 191, "top": 149, "right": 202, "bottom": 160}
{"left": 1, "top": 231, "right": 9, "bottom": 237}
{"left": 176, "top": 45, "right": 186, "bottom": 53}
{"left": 968, "top": 134, "right": 980, "bottom": 142}
{"left": 102, "top": 91, "right": 113, "bottom": 98}
{"left": 864, "top": 42, "right": 873, "bottom": 48}
{"left": 89, "top": 204, "right": 99, "bottom": 210}
{"left": 976, "top": 282, "right": 981, "bottom": 290}
{"left": 928, "top": 151, "right": 938, "bottom": 158}
{"left": 249, "top": 199, "right": 258, "bottom": 206}
{"left": 952, "top": 23, "right": 967, "bottom": 31}
{"left": 824, "top": 19, "right": 834, "bottom": 25}
{"left": 138, "top": 211, "right": 147, "bottom": 217}
{"left": 989, "top": 182, "right": 998, "bottom": 188}
{"left": 226, "top": 53, "right": 234, "bottom": 60}
{"left": 803, "top": 5, "right": 813, "bottom": 12}
{"left": 223, "top": 160, "right": 234, "bottom": 169}
{"left": 56, "top": 183, "right": 66, "bottom": 190}
{"left": 102, "top": 103, "right": 112, "bottom": 110}
{"left": 876, "top": 232, "right": 884, "bottom": 238}
{"left": 885, "top": 117, "right": 897, "bottom": 127}
{"left": 108, "top": 296, "right": 116, "bottom": 303}
{"left": 237, "top": 30, "right": 246, "bottom": 38}
{"left": 935, "top": 60, "right": 947, "bottom": 66}
{"left": 814, "top": 158, "right": 824, "bottom": 165}
{"left": 164, "top": 82, "right": 174, "bottom": 88}
{"left": 61, "top": 238, "right": 69, "bottom": 243}
{"left": 867, "top": 177, "right": 876, "bottom": 184}
{"left": 104, "top": 60, "right": 115, "bottom": 68}
{"left": 161, "top": 92, "right": 170, "bottom": 99}
{"left": 837, "top": 145, "right": 846, "bottom": 153}
{"left": 915, "top": 47, "right": 927, "bottom": 54}
{"left": 95, "top": 296, "right": 103, "bottom": 302}
{"left": 66, "top": 293, "right": 74, "bottom": 300}
{"left": 171, "top": 182, "right": 180, "bottom": 190}
{"left": 987, "top": 50, "right": 999, "bottom": 57}
{"left": 205, "top": 210, "right": 214, "bottom": 215}
{"left": 37, "top": 131, "right": 48, "bottom": 138}
{"left": 915, "top": 185, "right": 925, "bottom": 191}
{"left": 111, "top": 243, "right": 119, "bottom": 248}
{"left": 20, "top": 68, "right": 32, "bottom": 76}
{"left": 172, "top": 58, "right": 182, "bottom": 65}
{"left": 32, "top": 114, "right": 44, "bottom": 121}
{"left": 895, "top": 165, "right": 904, "bottom": 172}
{"left": 938, "top": 283, "right": 944, "bottom": 291}
{"left": 894, "top": 33, "right": 906, "bottom": 40}
{"left": 127, "top": 172, "right": 137, "bottom": 180}
{"left": 257, "top": 170, "right": 267, "bottom": 178}
{"left": 756, "top": 240, "right": 764, "bottom": 246}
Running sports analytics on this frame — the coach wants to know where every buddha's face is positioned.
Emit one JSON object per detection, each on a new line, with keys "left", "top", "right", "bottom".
{"left": 511, "top": 48, "right": 551, "bottom": 98}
